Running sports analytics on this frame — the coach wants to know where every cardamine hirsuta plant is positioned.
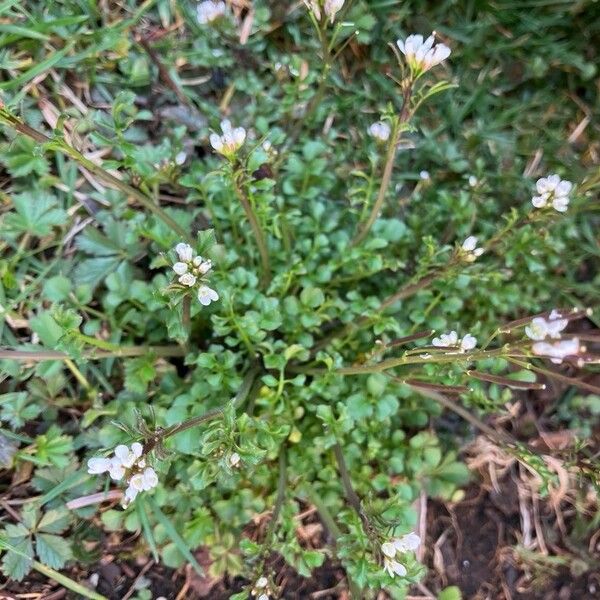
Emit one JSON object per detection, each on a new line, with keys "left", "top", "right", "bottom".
{"left": 0, "top": 1, "right": 598, "bottom": 598}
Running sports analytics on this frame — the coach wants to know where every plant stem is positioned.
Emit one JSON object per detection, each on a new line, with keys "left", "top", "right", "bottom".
{"left": 158, "top": 364, "right": 260, "bottom": 442}
{"left": 232, "top": 173, "right": 271, "bottom": 287}
{"left": 0, "top": 346, "right": 187, "bottom": 361}
{"left": 351, "top": 84, "right": 413, "bottom": 246}
{"left": 312, "top": 269, "right": 444, "bottom": 353}
{"left": 264, "top": 447, "right": 287, "bottom": 544}
{"left": 0, "top": 107, "right": 193, "bottom": 244}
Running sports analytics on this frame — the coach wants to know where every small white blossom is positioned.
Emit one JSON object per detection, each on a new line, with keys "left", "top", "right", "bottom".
{"left": 229, "top": 452, "right": 241, "bottom": 467}
{"left": 251, "top": 576, "right": 271, "bottom": 599}
{"left": 197, "top": 0, "right": 226, "bottom": 24}
{"left": 432, "top": 331, "right": 476, "bottom": 352}
{"left": 114, "top": 443, "right": 143, "bottom": 468}
{"left": 175, "top": 151, "right": 187, "bottom": 165}
{"left": 198, "top": 285, "right": 219, "bottom": 306}
{"left": 380, "top": 534, "right": 419, "bottom": 579}
{"left": 171, "top": 243, "right": 219, "bottom": 306}
{"left": 460, "top": 334, "right": 477, "bottom": 351}
{"left": 324, "top": 0, "right": 344, "bottom": 23}
{"left": 384, "top": 558, "right": 407, "bottom": 578}
{"left": 468, "top": 175, "right": 478, "bottom": 187}
{"left": 461, "top": 236, "right": 484, "bottom": 262}
{"left": 304, "top": 0, "right": 321, "bottom": 20}
{"left": 173, "top": 262, "right": 188, "bottom": 275}
{"left": 532, "top": 338, "right": 580, "bottom": 364}
{"left": 531, "top": 174, "right": 573, "bottom": 212}
{"left": 525, "top": 312, "right": 568, "bottom": 341}
{"left": 394, "top": 532, "right": 421, "bottom": 552}
{"left": 419, "top": 170, "right": 430, "bottom": 180}
{"left": 432, "top": 331, "right": 458, "bottom": 347}
{"left": 368, "top": 121, "right": 391, "bottom": 142}
{"left": 175, "top": 243, "right": 194, "bottom": 262}
{"left": 88, "top": 444, "right": 158, "bottom": 507}
{"left": 179, "top": 273, "right": 197, "bottom": 287}
{"left": 397, "top": 33, "right": 451, "bottom": 73}
{"left": 381, "top": 542, "right": 396, "bottom": 558}
{"left": 210, "top": 119, "right": 246, "bottom": 157}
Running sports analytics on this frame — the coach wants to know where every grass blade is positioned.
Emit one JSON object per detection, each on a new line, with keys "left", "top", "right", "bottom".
{"left": 136, "top": 496, "right": 160, "bottom": 562}
{"left": 146, "top": 496, "right": 203, "bottom": 576}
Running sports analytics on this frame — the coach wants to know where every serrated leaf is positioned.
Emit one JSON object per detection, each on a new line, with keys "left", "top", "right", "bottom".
{"left": 3, "top": 192, "right": 66, "bottom": 236}
{"left": 35, "top": 533, "right": 72, "bottom": 569}
{"left": 1, "top": 137, "right": 49, "bottom": 177}
{"left": 37, "top": 509, "right": 71, "bottom": 534}
{"left": 124, "top": 355, "right": 156, "bottom": 394}
{"left": 0, "top": 535, "right": 34, "bottom": 581}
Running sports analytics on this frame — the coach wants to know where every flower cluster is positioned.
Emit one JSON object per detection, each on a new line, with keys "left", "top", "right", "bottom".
{"left": 172, "top": 243, "right": 219, "bottom": 306}
{"left": 251, "top": 576, "right": 271, "bottom": 600}
{"left": 87, "top": 443, "right": 158, "bottom": 507}
{"left": 526, "top": 310, "right": 580, "bottom": 364}
{"left": 197, "top": 1, "right": 226, "bottom": 25}
{"left": 381, "top": 532, "right": 421, "bottom": 578}
{"left": 397, "top": 33, "right": 451, "bottom": 74}
{"left": 432, "top": 331, "right": 477, "bottom": 352}
{"left": 368, "top": 121, "right": 391, "bottom": 142}
{"left": 461, "top": 235, "right": 484, "bottom": 262}
{"left": 209, "top": 119, "right": 246, "bottom": 158}
{"left": 531, "top": 174, "right": 573, "bottom": 212}
{"left": 304, "top": 0, "right": 344, "bottom": 24}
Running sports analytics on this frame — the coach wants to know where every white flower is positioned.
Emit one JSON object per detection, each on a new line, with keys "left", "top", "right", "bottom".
{"left": 175, "top": 151, "right": 187, "bottom": 165}
{"left": 197, "top": 0, "right": 226, "bottom": 24}
{"left": 175, "top": 243, "right": 194, "bottom": 262}
{"left": 198, "top": 285, "right": 219, "bottom": 306}
{"left": 383, "top": 557, "right": 407, "bottom": 578}
{"left": 179, "top": 273, "right": 197, "bottom": 287}
{"left": 114, "top": 443, "right": 143, "bottom": 469}
{"left": 324, "top": 0, "right": 344, "bottom": 23}
{"left": 394, "top": 532, "right": 421, "bottom": 552}
{"left": 432, "top": 331, "right": 476, "bottom": 352}
{"left": 532, "top": 174, "right": 573, "bottom": 212}
{"left": 532, "top": 338, "right": 580, "bottom": 364}
{"left": 397, "top": 33, "right": 451, "bottom": 73}
{"left": 87, "top": 457, "right": 112, "bottom": 475}
{"left": 461, "top": 236, "right": 484, "bottom": 262}
{"left": 368, "top": 121, "right": 391, "bottom": 142}
{"left": 468, "top": 175, "right": 478, "bottom": 187}
{"left": 210, "top": 119, "right": 246, "bottom": 156}
{"left": 525, "top": 312, "right": 568, "bottom": 341}
{"left": 255, "top": 577, "right": 268, "bottom": 589}
{"left": 432, "top": 331, "right": 458, "bottom": 347}
{"left": 198, "top": 259, "right": 212, "bottom": 275}
{"left": 141, "top": 467, "right": 159, "bottom": 490}
{"left": 419, "top": 170, "right": 430, "bottom": 180}
{"left": 304, "top": 0, "right": 321, "bottom": 20}
{"left": 381, "top": 542, "right": 396, "bottom": 558}
{"left": 460, "top": 334, "right": 477, "bottom": 351}
{"left": 173, "top": 262, "right": 188, "bottom": 275}
{"left": 229, "top": 452, "right": 241, "bottom": 467}
{"left": 108, "top": 458, "right": 126, "bottom": 481}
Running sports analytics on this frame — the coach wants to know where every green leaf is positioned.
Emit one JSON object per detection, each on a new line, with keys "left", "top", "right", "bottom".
{"left": 42, "top": 275, "right": 72, "bottom": 302}
{"left": 3, "top": 191, "right": 66, "bottom": 236}
{"left": 124, "top": 355, "right": 156, "bottom": 394}
{"left": 439, "top": 586, "right": 462, "bottom": 600}
{"left": 37, "top": 509, "right": 71, "bottom": 534}
{"left": 35, "top": 533, "right": 72, "bottom": 569}
{"left": 0, "top": 535, "right": 34, "bottom": 581}
{"left": 1, "top": 137, "right": 48, "bottom": 177}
